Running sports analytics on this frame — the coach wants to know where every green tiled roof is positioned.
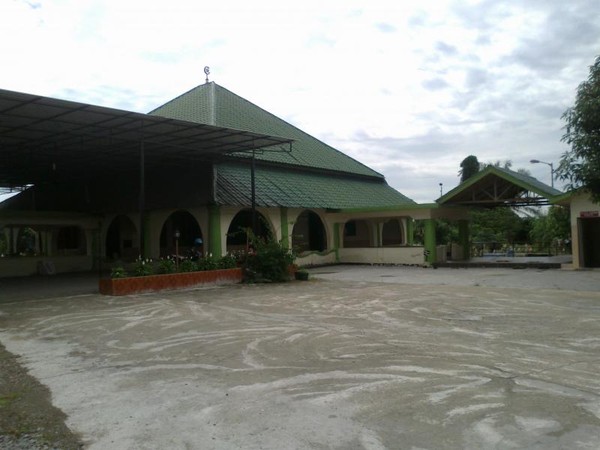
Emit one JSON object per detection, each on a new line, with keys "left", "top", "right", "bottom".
{"left": 216, "top": 163, "right": 415, "bottom": 209}
{"left": 493, "top": 167, "right": 562, "bottom": 197}
{"left": 149, "top": 82, "right": 383, "bottom": 179}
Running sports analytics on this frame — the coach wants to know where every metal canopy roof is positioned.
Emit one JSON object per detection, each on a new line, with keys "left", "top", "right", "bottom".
{"left": 0, "top": 88, "right": 293, "bottom": 190}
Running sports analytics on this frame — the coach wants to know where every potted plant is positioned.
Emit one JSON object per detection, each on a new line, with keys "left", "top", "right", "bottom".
{"left": 294, "top": 269, "right": 309, "bottom": 281}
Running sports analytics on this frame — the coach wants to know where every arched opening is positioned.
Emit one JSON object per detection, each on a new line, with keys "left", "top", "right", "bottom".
{"left": 343, "top": 220, "right": 371, "bottom": 248}
{"left": 0, "top": 228, "right": 7, "bottom": 256}
{"left": 382, "top": 219, "right": 403, "bottom": 247}
{"left": 16, "top": 227, "right": 39, "bottom": 255}
{"left": 57, "top": 226, "right": 86, "bottom": 255}
{"left": 226, "top": 209, "right": 272, "bottom": 253}
{"left": 105, "top": 215, "right": 138, "bottom": 261}
{"left": 160, "top": 210, "right": 203, "bottom": 258}
{"left": 292, "top": 210, "right": 327, "bottom": 252}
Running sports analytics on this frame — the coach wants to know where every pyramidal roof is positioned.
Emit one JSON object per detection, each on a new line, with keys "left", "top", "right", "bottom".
{"left": 149, "top": 82, "right": 384, "bottom": 179}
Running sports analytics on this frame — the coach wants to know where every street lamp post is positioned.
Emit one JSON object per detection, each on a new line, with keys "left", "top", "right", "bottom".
{"left": 174, "top": 229, "right": 181, "bottom": 270}
{"left": 530, "top": 159, "right": 554, "bottom": 188}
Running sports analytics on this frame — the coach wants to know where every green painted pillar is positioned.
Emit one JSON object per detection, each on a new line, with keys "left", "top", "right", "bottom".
{"left": 143, "top": 214, "right": 151, "bottom": 258}
{"left": 458, "top": 219, "right": 470, "bottom": 260}
{"left": 208, "top": 205, "right": 222, "bottom": 257}
{"left": 423, "top": 218, "right": 437, "bottom": 264}
{"left": 333, "top": 222, "right": 341, "bottom": 263}
{"left": 280, "top": 208, "right": 289, "bottom": 249}
{"left": 406, "top": 218, "right": 414, "bottom": 245}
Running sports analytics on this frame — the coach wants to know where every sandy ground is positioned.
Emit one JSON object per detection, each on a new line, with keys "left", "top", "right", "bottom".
{"left": 0, "top": 266, "right": 600, "bottom": 449}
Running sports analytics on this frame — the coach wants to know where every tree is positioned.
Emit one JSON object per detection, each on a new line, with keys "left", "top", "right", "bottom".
{"left": 470, "top": 207, "right": 529, "bottom": 248}
{"left": 482, "top": 159, "right": 512, "bottom": 170}
{"left": 459, "top": 155, "right": 480, "bottom": 182}
{"left": 529, "top": 206, "right": 571, "bottom": 254}
{"left": 557, "top": 55, "right": 600, "bottom": 201}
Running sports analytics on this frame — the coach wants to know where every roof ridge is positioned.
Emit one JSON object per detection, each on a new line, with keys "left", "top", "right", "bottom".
{"left": 147, "top": 82, "right": 215, "bottom": 115}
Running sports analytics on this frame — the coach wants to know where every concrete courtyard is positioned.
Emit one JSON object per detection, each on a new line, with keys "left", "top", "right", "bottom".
{"left": 1, "top": 266, "right": 600, "bottom": 449}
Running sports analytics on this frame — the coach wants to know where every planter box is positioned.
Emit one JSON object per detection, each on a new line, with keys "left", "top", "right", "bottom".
{"left": 99, "top": 268, "right": 243, "bottom": 296}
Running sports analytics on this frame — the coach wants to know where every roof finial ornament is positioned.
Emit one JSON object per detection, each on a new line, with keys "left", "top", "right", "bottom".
{"left": 204, "top": 66, "right": 210, "bottom": 83}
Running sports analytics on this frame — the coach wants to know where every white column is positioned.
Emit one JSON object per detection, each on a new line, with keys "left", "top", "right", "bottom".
{"left": 401, "top": 218, "right": 408, "bottom": 244}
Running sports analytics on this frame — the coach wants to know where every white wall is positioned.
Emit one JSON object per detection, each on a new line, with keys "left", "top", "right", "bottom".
{"left": 338, "top": 247, "right": 425, "bottom": 265}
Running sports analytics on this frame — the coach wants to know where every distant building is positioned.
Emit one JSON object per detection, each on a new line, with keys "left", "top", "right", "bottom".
{"left": 553, "top": 191, "right": 600, "bottom": 269}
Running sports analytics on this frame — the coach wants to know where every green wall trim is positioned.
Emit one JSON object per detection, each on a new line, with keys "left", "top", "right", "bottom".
{"left": 280, "top": 208, "right": 289, "bottom": 249}
{"left": 424, "top": 218, "right": 437, "bottom": 264}
{"left": 297, "top": 249, "right": 337, "bottom": 258}
{"left": 339, "top": 203, "right": 438, "bottom": 213}
{"left": 143, "top": 213, "right": 151, "bottom": 257}
{"left": 333, "top": 222, "right": 341, "bottom": 263}
{"left": 208, "top": 205, "right": 222, "bottom": 257}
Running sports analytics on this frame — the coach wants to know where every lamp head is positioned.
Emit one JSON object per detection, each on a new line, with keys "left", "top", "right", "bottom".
{"left": 530, "top": 159, "right": 540, "bottom": 164}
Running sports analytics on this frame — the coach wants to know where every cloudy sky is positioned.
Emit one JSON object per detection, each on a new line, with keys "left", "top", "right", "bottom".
{"left": 1, "top": 0, "right": 599, "bottom": 202}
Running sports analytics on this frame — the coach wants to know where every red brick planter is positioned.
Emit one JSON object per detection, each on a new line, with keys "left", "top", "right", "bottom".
{"left": 99, "top": 268, "right": 243, "bottom": 296}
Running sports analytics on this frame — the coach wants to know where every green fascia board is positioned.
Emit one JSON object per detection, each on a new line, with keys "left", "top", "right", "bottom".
{"left": 493, "top": 166, "right": 563, "bottom": 197}
{"left": 437, "top": 166, "right": 562, "bottom": 204}
{"left": 215, "top": 162, "right": 415, "bottom": 209}
{"left": 0, "top": 209, "right": 98, "bottom": 220}
{"left": 339, "top": 203, "right": 437, "bottom": 213}
{"left": 150, "top": 82, "right": 384, "bottom": 180}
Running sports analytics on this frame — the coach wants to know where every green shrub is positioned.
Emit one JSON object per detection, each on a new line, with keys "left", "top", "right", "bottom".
{"left": 218, "top": 253, "right": 238, "bottom": 269}
{"left": 197, "top": 254, "right": 219, "bottom": 271}
{"left": 133, "top": 257, "right": 154, "bottom": 276}
{"left": 110, "top": 266, "right": 128, "bottom": 278}
{"left": 242, "top": 233, "right": 295, "bottom": 283}
{"left": 179, "top": 259, "right": 197, "bottom": 273}
{"left": 158, "top": 257, "right": 176, "bottom": 274}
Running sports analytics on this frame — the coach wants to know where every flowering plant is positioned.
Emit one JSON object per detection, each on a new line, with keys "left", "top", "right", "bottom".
{"left": 242, "top": 231, "right": 296, "bottom": 283}
{"left": 110, "top": 266, "right": 128, "bottom": 279}
{"left": 133, "top": 256, "right": 154, "bottom": 277}
{"left": 158, "top": 256, "right": 177, "bottom": 274}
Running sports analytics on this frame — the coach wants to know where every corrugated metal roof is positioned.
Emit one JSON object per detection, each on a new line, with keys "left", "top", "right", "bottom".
{"left": 150, "top": 82, "right": 384, "bottom": 179}
{"left": 0, "top": 88, "right": 292, "bottom": 189}
{"left": 494, "top": 166, "right": 562, "bottom": 197}
{"left": 215, "top": 163, "right": 415, "bottom": 209}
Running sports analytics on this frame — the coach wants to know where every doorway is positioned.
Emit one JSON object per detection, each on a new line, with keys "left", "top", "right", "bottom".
{"left": 579, "top": 217, "right": 600, "bottom": 267}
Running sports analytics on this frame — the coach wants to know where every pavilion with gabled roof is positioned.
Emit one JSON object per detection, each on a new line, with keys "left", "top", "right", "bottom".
{"left": 437, "top": 166, "right": 562, "bottom": 208}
